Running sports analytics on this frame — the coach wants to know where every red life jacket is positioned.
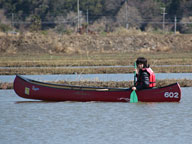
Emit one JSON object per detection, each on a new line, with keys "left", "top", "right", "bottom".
{"left": 137, "top": 68, "right": 156, "bottom": 88}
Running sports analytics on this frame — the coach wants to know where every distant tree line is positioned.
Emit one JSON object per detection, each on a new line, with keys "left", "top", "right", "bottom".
{"left": 0, "top": 0, "right": 192, "bottom": 33}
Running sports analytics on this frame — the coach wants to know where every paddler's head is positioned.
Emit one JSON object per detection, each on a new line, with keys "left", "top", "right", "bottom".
{"left": 136, "top": 57, "right": 148, "bottom": 69}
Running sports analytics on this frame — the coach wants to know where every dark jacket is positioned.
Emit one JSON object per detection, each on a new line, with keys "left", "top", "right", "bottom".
{"left": 135, "top": 70, "right": 150, "bottom": 90}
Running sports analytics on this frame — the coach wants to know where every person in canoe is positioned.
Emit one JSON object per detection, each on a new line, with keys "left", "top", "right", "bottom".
{"left": 132, "top": 57, "right": 156, "bottom": 91}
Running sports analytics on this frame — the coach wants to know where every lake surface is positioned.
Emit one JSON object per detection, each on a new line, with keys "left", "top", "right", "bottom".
{"left": 0, "top": 88, "right": 192, "bottom": 144}
{"left": 0, "top": 73, "right": 192, "bottom": 83}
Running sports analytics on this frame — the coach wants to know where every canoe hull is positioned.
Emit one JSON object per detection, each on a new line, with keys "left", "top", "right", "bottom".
{"left": 14, "top": 75, "right": 181, "bottom": 102}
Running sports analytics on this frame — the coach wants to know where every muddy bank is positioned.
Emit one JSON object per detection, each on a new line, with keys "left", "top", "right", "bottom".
{"left": 1, "top": 30, "right": 192, "bottom": 55}
{"left": 1, "top": 79, "right": 192, "bottom": 89}
{"left": 0, "top": 65, "right": 192, "bottom": 75}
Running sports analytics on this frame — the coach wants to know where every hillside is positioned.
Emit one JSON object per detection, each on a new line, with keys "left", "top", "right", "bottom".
{"left": 1, "top": 0, "right": 192, "bottom": 33}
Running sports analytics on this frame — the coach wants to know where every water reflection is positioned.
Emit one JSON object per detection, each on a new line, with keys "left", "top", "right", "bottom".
{"left": 15, "top": 101, "right": 52, "bottom": 104}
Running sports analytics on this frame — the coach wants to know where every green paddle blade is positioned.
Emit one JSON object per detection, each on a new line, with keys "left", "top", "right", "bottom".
{"left": 130, "top": 90, "right": 138, "bottom": 103}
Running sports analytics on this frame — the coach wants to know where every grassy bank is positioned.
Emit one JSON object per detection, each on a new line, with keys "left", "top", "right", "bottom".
{"left": 1, "top": 31, "right": 192, "bottom": 55}
{"left": 1, "top": 79, "right": 192, "bottom": 89}
{"left": 1, "top": 31, "right": 192, "bottom": 75}
{"left": 0, "top": 52, "right": 192, "bottom": 75}
{"left": 0, "top": 65, "right": 191, "bottom": 75}
{"left": 1, "top": 52, "right": 192, "bottom": 67}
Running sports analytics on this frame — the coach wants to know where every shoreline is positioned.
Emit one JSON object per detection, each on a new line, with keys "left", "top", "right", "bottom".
{"left": 0, "top": 65, "right": 192, "bottom": 75}
{"left": 1, "top": 79, "right": 192, "bottom": 89}
{"left": 1, "top": 52, "right": 192, "bottom": 75}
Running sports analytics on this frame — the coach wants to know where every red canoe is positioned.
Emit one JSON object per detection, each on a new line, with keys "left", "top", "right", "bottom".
{"left": 13, "top": 75, "right": 181, "bottom": 102}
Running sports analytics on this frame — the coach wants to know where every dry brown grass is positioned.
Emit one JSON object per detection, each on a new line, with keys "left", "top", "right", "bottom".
{"left": 54, "top": 79, "right": 192, "bottom": 88}
{"left": 0, "top": 51, "right": 192, "bottom": 75}
{"left": 1, "top": 79, "right": 192, "bottom": 89}
{"left": 0, "top": 30, "right": 192, "bottom": 75}
{"left": 1, "top": 30, "right": 192, "bottom": 55}
{"left": 0, "top": 65, "right": 191, "bottom": 75}
{"left": 0, "top": 51, "right": 192, "bottom": 66}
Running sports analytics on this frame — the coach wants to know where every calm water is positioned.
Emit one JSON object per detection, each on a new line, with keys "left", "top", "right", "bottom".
{"left": 0, "top": 88, "right": 192, "bottom": 144}
{"left": 0, "top": 73, "right": 192, "bottom": 83}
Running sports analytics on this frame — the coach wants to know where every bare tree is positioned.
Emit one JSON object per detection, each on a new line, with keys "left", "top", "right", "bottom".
{"left": 116, "top": 2, "right": 142, "bottom": 29}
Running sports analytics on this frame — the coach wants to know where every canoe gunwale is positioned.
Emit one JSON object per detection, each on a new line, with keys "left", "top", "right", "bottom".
{"left": 15, "top": 74, "right": 180, "bottom": 92}
{"left": 15, "top": 75, "right": 128, "bottom": 91}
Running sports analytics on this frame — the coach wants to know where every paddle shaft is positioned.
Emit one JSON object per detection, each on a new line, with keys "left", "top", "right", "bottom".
{"left": 134, "top": 62, "right": 137, "bottom": 86}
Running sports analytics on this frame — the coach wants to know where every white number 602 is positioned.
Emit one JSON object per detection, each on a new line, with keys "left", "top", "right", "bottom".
{"left": 164, "top": 92, "right": 179, "bottom": 98}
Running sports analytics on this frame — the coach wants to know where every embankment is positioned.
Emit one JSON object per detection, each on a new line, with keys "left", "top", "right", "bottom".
{"left": 1, "top": 30, "right": 192, "bottom": 55}
{"left": 1, "top": 79, "right": 192, "bottom": 89}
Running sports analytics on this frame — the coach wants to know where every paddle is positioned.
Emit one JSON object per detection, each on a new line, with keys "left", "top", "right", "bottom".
{"left": 130, "top": 62, "right": 138, "bottom": 103}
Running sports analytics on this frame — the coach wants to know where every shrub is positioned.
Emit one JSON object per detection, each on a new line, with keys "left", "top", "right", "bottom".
{"left": 0, "top": 23, "right": 12, "bottom": 32}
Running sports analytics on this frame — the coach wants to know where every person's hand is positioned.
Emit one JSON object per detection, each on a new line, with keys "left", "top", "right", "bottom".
{"left": 132, "top": 87, "right": 136, "bottom": 91}
{"left": 134, "top": 68, "right": 138, "bottom": 74}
